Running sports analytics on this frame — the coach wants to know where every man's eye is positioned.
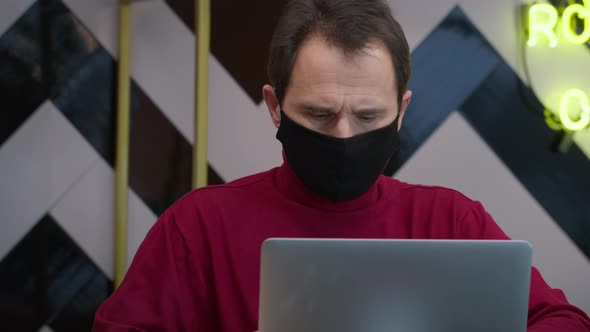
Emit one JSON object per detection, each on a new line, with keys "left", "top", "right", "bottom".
{"left": 357, "top": 115, "right": 376, "bottom": 122}
{"left": 312, "top": 113, "right": 331, "bottom": 120}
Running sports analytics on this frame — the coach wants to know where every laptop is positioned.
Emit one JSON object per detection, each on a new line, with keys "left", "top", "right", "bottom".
{"left": 258, "top": 239, "right": 532, "bottom": 332}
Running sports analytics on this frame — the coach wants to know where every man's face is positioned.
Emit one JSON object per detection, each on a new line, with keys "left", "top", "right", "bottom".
{"left": 264, "top": 34, "right": 412, "bottom": 138}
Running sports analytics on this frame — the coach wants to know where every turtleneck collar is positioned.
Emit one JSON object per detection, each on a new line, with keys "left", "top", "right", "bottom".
{"left": 273, "top": 154, "right": 384, "bottom": 212}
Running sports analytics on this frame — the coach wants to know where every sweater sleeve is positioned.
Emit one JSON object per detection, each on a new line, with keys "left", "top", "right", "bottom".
{"left": 459, "top": 201, "right": 590, "bottom": 332}
{"left": 92, "top": 209, "right": 216, "bottom": 331}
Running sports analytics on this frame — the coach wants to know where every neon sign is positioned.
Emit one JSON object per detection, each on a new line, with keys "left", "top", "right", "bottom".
{"left": 560, "top": 89, "right": 590, "bottom": 131}
{"left": 528, "top": 0, "right": 590, "bottom": 48}
{"left": 527, "top": 2, "right": 590, "bottom": 132}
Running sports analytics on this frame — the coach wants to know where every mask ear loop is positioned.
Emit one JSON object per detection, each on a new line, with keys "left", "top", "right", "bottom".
{"left": 276, "top": 94, "right": 285, "bottom": 125}
{"left": 382, "top": 114, "right": 401, "bottom": 176}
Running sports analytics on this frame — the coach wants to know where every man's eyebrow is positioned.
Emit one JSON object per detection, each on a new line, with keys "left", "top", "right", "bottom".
{"left": 352, "top": 108, "right": 386, "bottom": 115}
{"left": 296, "top": 104, "right": 385, "bottom": 114}
{"left": 299, "top": 104, "right": 336, "bottom": 113}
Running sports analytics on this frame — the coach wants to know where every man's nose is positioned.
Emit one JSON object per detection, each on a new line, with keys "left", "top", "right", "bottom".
{"left": 330, "top": 116, "right": 355, "bottom": 138}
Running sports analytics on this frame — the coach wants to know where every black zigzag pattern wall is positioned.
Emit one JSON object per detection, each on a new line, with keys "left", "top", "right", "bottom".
{"left": 0, "top": 0, "right": 223, "bottom": 330}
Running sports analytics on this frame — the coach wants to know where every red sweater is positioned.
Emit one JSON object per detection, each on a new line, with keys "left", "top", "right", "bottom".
{"left": 94, "top": 162, "right": 590, "bottom": 331}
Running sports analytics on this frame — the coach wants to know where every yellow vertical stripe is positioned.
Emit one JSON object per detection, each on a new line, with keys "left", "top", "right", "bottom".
{"left": 114, "top": 0, "right": 132, "bottom": 288}
{"left": 193, "top": 0, "right": 211, "bottom": 189}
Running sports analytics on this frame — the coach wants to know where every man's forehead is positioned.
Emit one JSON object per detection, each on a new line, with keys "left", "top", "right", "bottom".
{"left": 294, "top": 35, "right": 393, "bottom": 70}
{"left": 287, "top": 35, "right": 397, "bottom": 95}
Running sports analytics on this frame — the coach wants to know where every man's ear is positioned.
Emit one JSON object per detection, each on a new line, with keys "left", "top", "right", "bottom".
{"left": 397, "top": 90, "right": 412, "bottom": 131}
{"left": 263, "top": 85, "right": 281, "bottom": 128}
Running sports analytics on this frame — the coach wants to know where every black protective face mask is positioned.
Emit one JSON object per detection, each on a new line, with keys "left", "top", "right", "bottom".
{"left": 276, "top": 111, "right": 400, "bottom": 202}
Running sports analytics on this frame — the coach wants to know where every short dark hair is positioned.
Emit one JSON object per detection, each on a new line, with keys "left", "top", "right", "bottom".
{"left": 267, "top": 0, "right": 411, "bottom": 105}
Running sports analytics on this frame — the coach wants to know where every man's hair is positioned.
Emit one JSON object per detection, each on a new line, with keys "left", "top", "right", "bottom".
{"left": 267, "top": 0, "right": 411, "bottom": 105}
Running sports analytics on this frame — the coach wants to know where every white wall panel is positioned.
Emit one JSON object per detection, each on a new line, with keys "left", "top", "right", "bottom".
{"left": 0, "top": 101, "right": 98, "bottom": 260}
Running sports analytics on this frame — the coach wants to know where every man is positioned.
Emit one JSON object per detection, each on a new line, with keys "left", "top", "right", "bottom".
{"left": 93, "top": 0, "right": 590, "bottom": 331}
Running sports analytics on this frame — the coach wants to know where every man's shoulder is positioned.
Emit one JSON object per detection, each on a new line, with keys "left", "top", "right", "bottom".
{"left": 211, "top": 168, "right": 276, "bottom": 190}
{"left": 168, "top": 168, "right": 277, "bottom": 211}
{"left": 379, "top": 176, "right": 476, "bottom": 207}
{"left": 380, "top": 177, "right": 487, "bottom": 237}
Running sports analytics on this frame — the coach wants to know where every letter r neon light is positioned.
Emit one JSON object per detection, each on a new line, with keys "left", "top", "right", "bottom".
{"left": 528, "top": 4, "right": 559, "bottom": 48}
